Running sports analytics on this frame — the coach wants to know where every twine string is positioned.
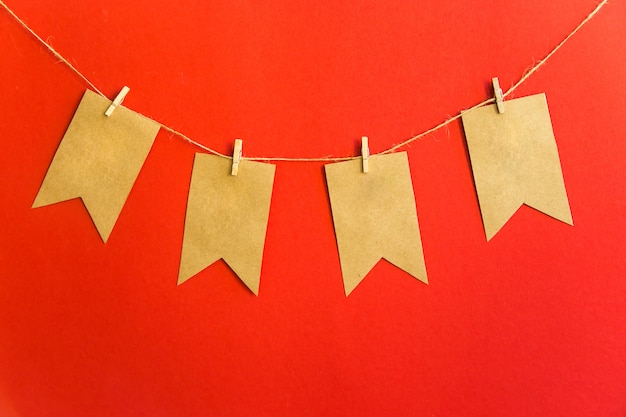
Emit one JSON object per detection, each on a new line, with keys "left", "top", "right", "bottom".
{"left": 0, "top": 0, "right": 609, "bottom": 162}
{"left": 502, "top": 0, "right": 609, "bottom": 100}
{"left": 0, "top": 0, "right": 105, "bottom": 97}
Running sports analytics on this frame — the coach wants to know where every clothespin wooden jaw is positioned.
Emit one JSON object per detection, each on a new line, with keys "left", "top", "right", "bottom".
{"left": 105, "top": 86, "right": 130, "bottom": 117}
{"left": 361, "top": 136, "right": 370, "bottom": 173}
{"left": 492, "top": 77, "right": 504, "bottom": 114}
{"left": 231, "top": 139, "right": 243, "bottom": 176}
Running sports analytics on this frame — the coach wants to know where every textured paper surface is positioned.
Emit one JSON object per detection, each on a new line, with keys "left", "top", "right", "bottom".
{"left": 461, "top": 93, "right": 573, "bottom": 240}
{"left": 33, "top": 89, "right": 160, "bottom": 242}
{"left": 178, "top": 154, "right": 275, "bottom": 295}
{"left": 325, "top": 152, "right": 427, "bottom": 296}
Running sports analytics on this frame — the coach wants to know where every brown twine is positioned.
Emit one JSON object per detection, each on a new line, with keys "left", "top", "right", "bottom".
{"left": 0, "top": 0, "right": 610, "bottom": 162}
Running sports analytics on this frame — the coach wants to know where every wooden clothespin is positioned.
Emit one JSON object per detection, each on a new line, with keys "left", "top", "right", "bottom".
{"left": 231, "top": 139, "right": 243, "bottom": 176}
{"left": 492, "top": 77, "right": 504, "bottom": 114}
{"left": 361, "top": 136, "right": 370, "bottom": 173}
{"left": 105, "top": 86, "right": 130, "bottom": 117}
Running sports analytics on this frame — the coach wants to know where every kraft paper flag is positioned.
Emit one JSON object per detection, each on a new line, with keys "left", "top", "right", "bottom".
{"left": 178, "top": 154, "right": 275, "bottom": 295}
{"left": 461, "top": 93, "right": 573, "bottom": 240}
{"left": 33, "top": 89, "right": 160, "bottom": 242}
{"left": 325, "top": 151, "right": 427, "bottom": 296}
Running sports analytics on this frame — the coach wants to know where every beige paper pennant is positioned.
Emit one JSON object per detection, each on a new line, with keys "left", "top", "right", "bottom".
{"left": 178, "top": 154, "right": 275, "bottom": 295}
{"left": 325, "top": 151, "right": 427, "bottom": 296}
{"left": 461, "top": 93, "right": 573, "bottom": 240}
{"left": 33, "top": 89, "right": 160, "bottom": 242}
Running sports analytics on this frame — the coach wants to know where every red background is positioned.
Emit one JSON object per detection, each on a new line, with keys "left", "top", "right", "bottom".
{"left": 1, "top": 1, "right": 625, "bottom": 416}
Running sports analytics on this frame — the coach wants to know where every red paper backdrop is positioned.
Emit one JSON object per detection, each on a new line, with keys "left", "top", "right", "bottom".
{"left": 1, "top": 1, "right": 625, "bottom": 416}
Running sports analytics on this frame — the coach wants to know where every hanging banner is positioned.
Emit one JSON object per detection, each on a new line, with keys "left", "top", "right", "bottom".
{"left": 325, "top": 152, "right": 428, "bottom": 295}
{"left": 461, "top": 93, "right": 573, "bottom": 240}
{"left": 32, "top": 89, "right": 160, "bottom": 242}
{"left": 178, "top": 153, "right": 275, "bottom": 295}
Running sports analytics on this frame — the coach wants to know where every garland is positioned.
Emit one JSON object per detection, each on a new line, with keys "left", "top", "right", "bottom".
{"left": 0, "top": 1, "right": 609, "bottom": 295}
